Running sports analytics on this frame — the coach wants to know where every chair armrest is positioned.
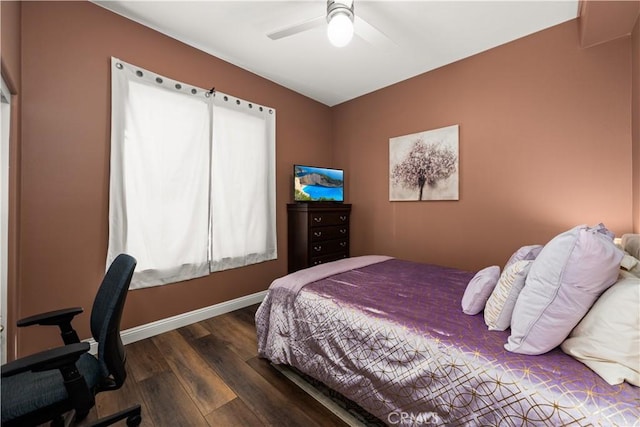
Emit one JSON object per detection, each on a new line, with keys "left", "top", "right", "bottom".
{"left": 1, "top": 342, "right": 90, "bottom": 377}
{"left": 17, "top": 307, "right": 84, "bottom": 345}
{"left": 17, "top": 307, "right": 84, "bottom": 327}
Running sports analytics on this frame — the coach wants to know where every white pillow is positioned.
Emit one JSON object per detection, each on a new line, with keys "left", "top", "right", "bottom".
{"left": 506, "top": 224, "right": 623, "bottom": 355}
{"left": 620, "top": 253, "right": 640, "bottom": 278}
{"left": 461, "top": 266, "right": 500, "bottom": 315}
{"left": 484, "top": 260, "right": 532, "bottom": 331}
{"left": 561, "top": 271, "right": 640, "bottom": 386}
{"left": 621, "top": 234, "right": 640, "bottom": 259}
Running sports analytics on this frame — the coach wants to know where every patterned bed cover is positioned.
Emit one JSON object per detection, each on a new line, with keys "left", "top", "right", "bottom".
{"left": 256, "top": 257, "right": 640, "bottom": 426}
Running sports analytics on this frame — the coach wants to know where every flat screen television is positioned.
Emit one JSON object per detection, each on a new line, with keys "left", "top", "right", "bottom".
{"left": 294, "top": 164, "right": 344, "bottom": 202}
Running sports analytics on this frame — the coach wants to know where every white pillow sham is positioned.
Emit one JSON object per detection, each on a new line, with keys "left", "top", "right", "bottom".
{"left": 561, "top": 271, "right": 640, "bottom": 386}
{"left": 621, "top": 234, "right": 639, "bottom": 259}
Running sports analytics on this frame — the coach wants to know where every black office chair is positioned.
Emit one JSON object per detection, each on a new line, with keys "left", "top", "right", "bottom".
{"left": 1, "top": 254, "right": 142, "bottom": 427}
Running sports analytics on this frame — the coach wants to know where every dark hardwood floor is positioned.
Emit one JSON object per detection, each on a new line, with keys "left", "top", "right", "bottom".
{"left": 78, "top": 304, "right": 349, "bottom": 427}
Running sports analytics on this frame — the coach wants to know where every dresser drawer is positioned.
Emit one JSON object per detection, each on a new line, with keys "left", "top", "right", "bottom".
{"left": 310, "top": 239, "right": 348, "bottom": 256}
{"left": 310, "top": 225, "right": 349, "bottom": 242}
{"left": 310, "top": 212, "right": 349, "bottom": 227}
{"left": 311, "top": 252, "right": 348, "bottom": 267}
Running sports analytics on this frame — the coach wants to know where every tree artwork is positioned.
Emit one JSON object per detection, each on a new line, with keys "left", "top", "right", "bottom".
{"left": 389, "top": 125, "right": 459, "bottom": 201}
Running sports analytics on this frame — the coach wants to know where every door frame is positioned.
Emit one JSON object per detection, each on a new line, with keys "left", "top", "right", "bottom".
{"left": 1, "top": 74, "right": 11, "bottom": 364}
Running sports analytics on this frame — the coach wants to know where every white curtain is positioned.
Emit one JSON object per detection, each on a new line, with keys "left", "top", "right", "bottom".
{"left": 210, "top": 96, "right": 277, "bottom": 271}
{"left": 109, "top": 58, "right": 276, "bottom": 289}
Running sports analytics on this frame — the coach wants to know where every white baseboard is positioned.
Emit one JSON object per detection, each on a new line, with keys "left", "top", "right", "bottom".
{"left": 86, "top": 290, "right": 267, "bottom": 354}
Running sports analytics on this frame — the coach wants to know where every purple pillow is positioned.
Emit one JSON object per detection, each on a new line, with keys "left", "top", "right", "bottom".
{"left": 506, "top": 224, "right": 624, "bottom": 355}
{"left": 505, "top": 244, "right": 543, "bottom": 270}
{"left": 461, "top": 266, "right": 501, "bottom": 315}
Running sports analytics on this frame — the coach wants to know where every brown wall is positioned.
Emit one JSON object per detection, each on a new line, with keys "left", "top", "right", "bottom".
{"left": 579, "top": 1, "right": 640, "bottom": 235}
{"left": 579, "top": 0, "right": 640, "bottom": 48}
{"left": 17, "top": 1, "right": 332, "bottom": 356}
{"left": 333, "top": 19, "right": 633, "bottom": 271}
{"left": 1, "top": 0, "right": 22, "bottom": 360}
{"left": 633, "top": 16, "right": 640, "bottom": 233}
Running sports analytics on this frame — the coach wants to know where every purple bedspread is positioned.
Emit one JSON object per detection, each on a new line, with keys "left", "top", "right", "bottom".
{"left": 256, "top": 258, "right": 640, "bottom": 426}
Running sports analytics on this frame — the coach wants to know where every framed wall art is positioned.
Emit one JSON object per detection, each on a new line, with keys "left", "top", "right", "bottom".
{"left": 389, "top": 124, "right": 459, "bottom": 201}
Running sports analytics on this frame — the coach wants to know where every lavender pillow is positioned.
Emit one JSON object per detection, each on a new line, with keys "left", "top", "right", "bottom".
{"left": 504, "top": 244, "right": 543, "bottom": 270}
{"left": 461, "top": 266, "right": 501, "bottom": 315}
{"left": 506, "top": 224, "right": 624, "bottom": 355}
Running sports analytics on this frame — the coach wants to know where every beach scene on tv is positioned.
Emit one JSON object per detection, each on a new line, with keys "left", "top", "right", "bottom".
{"left": 294, "top": 165, "right": 344, "bottom": 202}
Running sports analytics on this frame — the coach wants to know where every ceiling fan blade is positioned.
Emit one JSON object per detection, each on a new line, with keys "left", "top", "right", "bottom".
{"left": 267, "top": 16, "right": 325, "bottom": 40}
{"left": 354, "top": 15, "right": 395, "bottom": 47}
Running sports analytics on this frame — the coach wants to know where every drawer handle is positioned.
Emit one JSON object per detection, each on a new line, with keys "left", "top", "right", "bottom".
{"left": 313, "top": 245, "right": 322, "bottom": 252}
{"left": 313, "top": 231, "right": 322, "bottom": 237}
{"left": 313, "top": 260, "right": 322, "bottom": 265}
{"left": 340, "top": 242, "right": 347, "bottom": 247}
{"left": 339, "top": 228, "right": 347, "bottom": 234}
{"left": 339, "top": 215, "right": 347, "bottom": 221}
{"left": 313, "top": 217, "right": 323, "bottom": 223}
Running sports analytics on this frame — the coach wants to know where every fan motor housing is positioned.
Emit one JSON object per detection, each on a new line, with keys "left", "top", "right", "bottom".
{"left": 327, "top": 0, "right": 354, "bottom": 23}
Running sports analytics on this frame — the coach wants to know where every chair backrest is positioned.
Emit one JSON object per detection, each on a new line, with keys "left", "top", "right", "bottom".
{"left": 90, "top": 254, "right": 136, "bottom": 389}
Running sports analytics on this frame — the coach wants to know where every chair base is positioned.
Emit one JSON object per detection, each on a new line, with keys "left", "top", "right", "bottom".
{"left": 47, "top": 404, "right": 141, "bottom": 427}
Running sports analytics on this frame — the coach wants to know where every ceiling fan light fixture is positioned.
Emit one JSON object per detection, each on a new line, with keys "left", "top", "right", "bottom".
{"left": 327, "top": 1, "right": 354, "bottom": 47}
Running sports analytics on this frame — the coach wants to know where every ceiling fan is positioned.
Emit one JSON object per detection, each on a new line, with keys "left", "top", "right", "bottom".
{"left": 266, "top": 0, "right": 392, "bottom": 48}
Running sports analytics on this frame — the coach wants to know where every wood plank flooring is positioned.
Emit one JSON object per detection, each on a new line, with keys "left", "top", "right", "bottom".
{"left": 78, "top": 304, "right": 349, "bottom": 427}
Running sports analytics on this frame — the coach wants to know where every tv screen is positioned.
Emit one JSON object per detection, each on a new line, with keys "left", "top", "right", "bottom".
{"left": 294, "top": 164, "right": 344, "bottom": 202}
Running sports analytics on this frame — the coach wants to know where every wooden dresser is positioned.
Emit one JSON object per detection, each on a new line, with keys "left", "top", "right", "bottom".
{"left": 287, "top": 203, "right": 351, "bottom": 273}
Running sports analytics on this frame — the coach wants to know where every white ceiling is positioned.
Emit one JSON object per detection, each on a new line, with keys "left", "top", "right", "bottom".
{"left": 93, "top": 1, "right": 579, "bottom": 106}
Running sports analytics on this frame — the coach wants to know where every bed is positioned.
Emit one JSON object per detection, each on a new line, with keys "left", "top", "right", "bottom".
{"left": 256, "top": 254, "right": 640, "bottom": 426}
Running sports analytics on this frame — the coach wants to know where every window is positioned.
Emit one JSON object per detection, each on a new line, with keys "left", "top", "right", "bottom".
{"left": 109, "top": 58, "right": 276, "bottom": 289}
